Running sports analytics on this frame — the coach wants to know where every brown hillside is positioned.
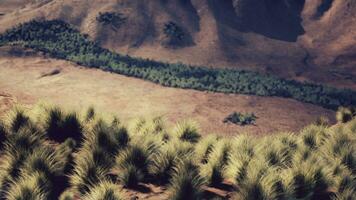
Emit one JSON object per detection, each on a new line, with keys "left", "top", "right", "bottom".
{"left": 0, "top": 0, "right": 355, "bottom": 89}
{"left": 0, "top": 46, "right": 335, "bottom": 136}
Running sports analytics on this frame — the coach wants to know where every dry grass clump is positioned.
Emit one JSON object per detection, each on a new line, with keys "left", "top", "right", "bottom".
{"left": 173, "top": 120, "right": 201, "bottom": 143}
{"left": 84, "top": 181, "right": 124, "bottom": 200}
{"left": 168, "top": 160, "right": 206, "bottom": 200}
{"left": 5, "top": 172, "right": 50, "bottom": 200}
{"left": 0, "top": 105, "right": 355, "bottom": 199}
{"left": 336, "top": 107, "right": 356, "bottom": 123}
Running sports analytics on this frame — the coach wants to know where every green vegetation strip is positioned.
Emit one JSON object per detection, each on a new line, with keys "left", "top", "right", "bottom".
{"left": 0, "top": 105, "right": 355, "bottom": 199}
{"left": 0, "top": 20, "right": 355, "bottom": 110}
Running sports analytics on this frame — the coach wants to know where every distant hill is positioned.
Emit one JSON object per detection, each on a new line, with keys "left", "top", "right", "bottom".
{"left": 0, "top": 0, "right": 355, "bottom": 89}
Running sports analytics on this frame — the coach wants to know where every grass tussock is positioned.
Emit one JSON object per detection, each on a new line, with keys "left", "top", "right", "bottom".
{"left": 43, "top": 106, "right": 83, "bottom": 143}
{"left": 173, "top": 120, "right": 201, "bottom": 143}
{"left": 5, "top": 172, "right": 50, "bottom": 200}
{"left": 0, "top": 105, "right": 355, "bottom": 199}
{"left": 168, "top": 160, "right": 206, "bottom": 200}
{"left": 84, "top": 181, "right": 124, "bottom": 200}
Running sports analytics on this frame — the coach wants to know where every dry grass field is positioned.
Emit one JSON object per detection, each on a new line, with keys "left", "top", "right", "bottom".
{"left": 0, "top": 48, "right": 335, "bottom": 136}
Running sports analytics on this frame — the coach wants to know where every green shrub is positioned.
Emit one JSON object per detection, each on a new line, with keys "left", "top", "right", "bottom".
{"left": 163, "top": 21, "right": 185, "bottom": 45}
{"left": 223, "top": 112, "right": 257, "bottom": 126}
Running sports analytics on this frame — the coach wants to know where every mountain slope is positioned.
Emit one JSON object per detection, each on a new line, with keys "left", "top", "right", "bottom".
{"left": 0, "top": 0, "right": 355, "bottom": 88}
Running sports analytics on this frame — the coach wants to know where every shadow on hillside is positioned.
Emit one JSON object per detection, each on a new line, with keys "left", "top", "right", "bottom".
{"left": 209, "top": 0, "right": 305, "bottom": 42}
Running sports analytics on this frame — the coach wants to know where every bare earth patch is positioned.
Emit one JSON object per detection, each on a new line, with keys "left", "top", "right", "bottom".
{"left": 0, "top": 53, "right": 335, "bottom": 136}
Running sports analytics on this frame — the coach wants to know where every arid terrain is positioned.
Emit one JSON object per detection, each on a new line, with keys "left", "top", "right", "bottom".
{"left": 0, "top": 0, "right": 354, "bottom": 136}
{"left": 0, "top": 1, "right": 355, "bottom": 200}
{"left": 0, "top": 47, "right": 335, "bottom": 136}
{"left": 0, "top": 0, "right": 355, "bottom": 90}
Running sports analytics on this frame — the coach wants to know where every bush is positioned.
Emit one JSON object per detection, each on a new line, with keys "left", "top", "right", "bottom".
{"left": 163, "top": 21, "right": 185, "bottom": 45}
{"left": 223, "top": 112, "right": 257, "bottom": 126}
{"left": 96, "top": 12, "right": 126, "bottom": 30}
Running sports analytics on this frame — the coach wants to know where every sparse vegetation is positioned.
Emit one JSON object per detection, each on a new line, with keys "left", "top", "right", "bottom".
{"left": 0, "top": 20, "right": 355, "bottom": 110}
{"left": 223, "top": 112, "right": 257, "bottom": 126}
{"left": 163, "top": 21, "right": 185, "bottom": 46}
{"left": 96, "top": 12, "right": 126, "bottom": 31}
{"left": 0, "top": 104, "right": 355, "bottom": 199}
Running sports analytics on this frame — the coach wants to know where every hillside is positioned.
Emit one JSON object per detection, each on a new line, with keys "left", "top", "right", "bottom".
{"left": 0, "top": 46, "right": 335, "bottom": 136}
{"left": 0, "top": 1, "right": 356, "bottom": 199}
{"left": 0, "top": 0, "right": 355, "bottom": 89}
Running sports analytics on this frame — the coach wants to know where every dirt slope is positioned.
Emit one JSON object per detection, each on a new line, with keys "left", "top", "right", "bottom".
{"left": 0, "top": 47, "right": 335, "bottom": 136}
{"left": 0, "top": 0, "right": 355, "bottom": 89}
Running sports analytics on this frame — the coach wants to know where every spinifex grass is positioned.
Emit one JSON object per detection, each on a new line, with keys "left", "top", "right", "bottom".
{"left": 0, "top": 104, "right": 354, "bottom": 199}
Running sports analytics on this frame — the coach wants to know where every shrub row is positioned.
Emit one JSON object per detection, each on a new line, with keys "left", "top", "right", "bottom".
{"left": 0, "top": 20, "right": 356, "bottom": 110}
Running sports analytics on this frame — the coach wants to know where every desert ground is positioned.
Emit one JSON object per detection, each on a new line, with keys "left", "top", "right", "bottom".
{"left": 0, "top": 47, "right": 335, "bottom": 136}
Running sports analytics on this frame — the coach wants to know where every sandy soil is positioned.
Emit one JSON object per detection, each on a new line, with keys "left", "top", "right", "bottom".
{"left": 0, "top": 49, "right": 335, "bottom": 136}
